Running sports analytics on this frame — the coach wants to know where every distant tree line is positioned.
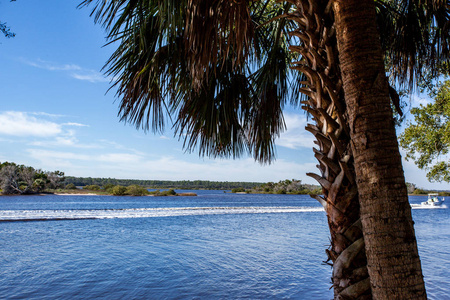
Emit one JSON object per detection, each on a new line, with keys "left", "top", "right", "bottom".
{"left": 4, "top": 162, "right": 446, "bottom": 196}
{"left": 77, "top": 183, "right": 153, "bottom": 196}
{"left": 63, "top": 176, "right": 262, "bottom": 190}
{"left": 79, "top": 183, "right": 188, "bottom": 196}
{"left": 0, "top": 162, "right": 65, "bottom": 195}
{"left": 232, "top": 179, "right": 322, "bottom": 195}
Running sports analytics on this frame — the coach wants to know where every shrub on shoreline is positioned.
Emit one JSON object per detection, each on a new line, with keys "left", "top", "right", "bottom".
{"left": 126, "top": 185, "right": 149, "bottom": 196}
{"left": 149, "top": 189, "right": 177, "bottom": 196}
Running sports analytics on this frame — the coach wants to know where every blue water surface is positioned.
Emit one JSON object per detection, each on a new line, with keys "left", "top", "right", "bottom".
{"left": 0, "top": 193, "right": 448, "bottom": 299}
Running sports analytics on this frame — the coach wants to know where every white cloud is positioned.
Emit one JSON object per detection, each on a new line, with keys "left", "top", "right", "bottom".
{"left": 30, "top": 136, "right": 102, "bottom": 149}
{"left": 98, "top": 153, "right": 142, "bottom": 163}
{"left": 31, "top": 112, "right": 66, "bottom": 118}
{"left": 23, "top": 58, "right": 108, "bottom": 83}
{"left": 24, "top": 59, "right": 82, "bottom": 72}
{"left": 0, "top": 111, "right": 62, "bottom": 137}
{"left": 276, "top": 113, "right": 314, "bottom": 150}
{"left": 70, "top": 71, "right": 109, "bottom": 83}
{"left": 63, "top": 122, "right": 89, "bottom": 127}
{"left": 28, "top": 149, "right": 91, "bottom": 161}
{"left": 0, "top": 111, "right": 98, "bottom": 149}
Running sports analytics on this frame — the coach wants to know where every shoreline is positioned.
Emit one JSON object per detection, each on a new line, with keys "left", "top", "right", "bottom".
{"left": 54, "top": 193, "right": 102, "bottom": 196}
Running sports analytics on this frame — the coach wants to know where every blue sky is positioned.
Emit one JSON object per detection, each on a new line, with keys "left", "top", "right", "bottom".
{"left": 0, "top": 0, "right": 448, "bottom": 190}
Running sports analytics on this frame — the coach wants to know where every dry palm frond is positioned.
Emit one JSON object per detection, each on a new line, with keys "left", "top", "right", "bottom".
{"left": 80, "top": 0, "right": 299, "bottom": 163}
{"left": 377, "top": 0, "right": 450, "bottom": 89}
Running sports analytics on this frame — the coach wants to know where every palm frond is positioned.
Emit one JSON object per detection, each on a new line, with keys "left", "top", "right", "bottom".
{"left": 377, "top": 0, "right": 450, "bottom": 88}
{"left": 174, "top": 60, "right": 252, "bottom": 159}
{"left": 81, "top": 0, "right": 299, "bottom": 163}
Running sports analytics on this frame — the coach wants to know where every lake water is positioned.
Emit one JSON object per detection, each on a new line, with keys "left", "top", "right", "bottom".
{"left": 0, "top": 192, "right": 448, "bottom": 299}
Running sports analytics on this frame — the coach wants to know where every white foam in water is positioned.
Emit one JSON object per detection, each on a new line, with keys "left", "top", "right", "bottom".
{"left": 410, "top": 204, "right": 448, "bottom": 209}
{"left": 0, "top": 206, "right": 324, "bottom": 221}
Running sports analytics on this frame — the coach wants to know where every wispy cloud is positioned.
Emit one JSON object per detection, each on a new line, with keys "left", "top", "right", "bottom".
{"left": 25, "top": 59, "right": 82, "bottom": 72}
{"left": 276, "top": 113, "right": 314, "bottom": 150}
{"left": 22, "top": 58, "right": 109, "bottom": 83}
{"left": 62, "top": 122, "right": 89, "bottom": 127}
{"left": 30, "top": 112, "right": 66, "bottom": 118}
{"left": 70, "top": 71, "right": 110, "bottom": 83}
{"left": 98, "top": 153, "right": 142, "bottom": 163}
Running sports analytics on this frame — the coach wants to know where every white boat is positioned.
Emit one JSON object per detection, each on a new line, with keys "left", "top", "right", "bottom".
{"left": 421, "top": 193, "right": 445, "bottom": 206}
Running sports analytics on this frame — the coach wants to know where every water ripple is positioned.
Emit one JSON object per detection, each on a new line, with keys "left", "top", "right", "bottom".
{"left": 0, "top": 206, "right": 323, "bottom": 222}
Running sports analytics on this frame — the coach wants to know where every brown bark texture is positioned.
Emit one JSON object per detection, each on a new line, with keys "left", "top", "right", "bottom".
{"left": 332, "top": 0, "right": 427, "bottom": 299}
{"left": 287, "top": 0, "right": 371, "bottom": 298}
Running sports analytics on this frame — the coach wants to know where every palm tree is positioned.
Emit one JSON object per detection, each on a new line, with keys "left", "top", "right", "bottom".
{"left": 285, "top": 0, "right": 448, "bottom": 298}
{"left": 287, "top": 2, "right": 370, "bottom": 297}
{"left": 80, "top": 0, "right": 449, "bottom": 298}
{"left": 332, "top": 1, "right": 449, "bottom": 297}
{"left": 333, "top": 0, "right": 426, "bottom": 298}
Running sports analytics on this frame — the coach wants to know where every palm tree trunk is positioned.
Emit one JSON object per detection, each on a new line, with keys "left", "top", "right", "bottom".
{"left": 288, "top": 1, "right": 370, "bottom": 298}
{"left": 332, "top": 0, "right": 427, "bottom": 298}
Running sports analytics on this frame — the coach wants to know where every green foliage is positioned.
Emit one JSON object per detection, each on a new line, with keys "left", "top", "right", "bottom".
{"left": 102, "top": 183, "right": 115, "bottom": 191}
{"left": 0, "top": 161, "right": 64, "bottom": 195}
{"left": 79, "top": 0, "right": 301, "bottom": 163}
{"left": 126, "top": 185, "right": 149, "bottom": 196}
{"left": 84, "top": 184, "right": 101, "bottom": 191}
{"left": 412, "top": 188, "right": 427, "bottom": 195}
{"left": 65, "top": 183, "right": 77, "bottom": 190}
{"left": 250, "top": 179, "right": 319, "bottom": 195}
{"left": 33, "top": 179, "right": 47, "bottom": 192}
{"left": 111, "top": 185, "right": 127, "bottom": 196}
{"left": 163, "top": 189, "right": 177, "bottom": 196}
{"left": 64, "top": 177, "right": 261, "bottom": 190}
{"left": 231, "top": 187, "right": 246, "bottom": 193}
{"left": 399, "top": 80, "right": 450, "bottom": 182}
{"left": 149, "top": 189, "right": 177, "bottom": 196}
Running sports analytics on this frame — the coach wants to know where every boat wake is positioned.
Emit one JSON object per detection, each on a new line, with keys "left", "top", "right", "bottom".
{"left": 410, "top": 204, "right": 448, "bottom": 209}
{"left": 0, "top": 206, "right": 324, "bottom": 222}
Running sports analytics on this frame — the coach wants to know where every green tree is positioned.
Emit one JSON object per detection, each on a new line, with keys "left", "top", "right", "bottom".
{"left": 84, "top": 184, "right": 101, "bottom": 191}
{"left": 231, "top": 187, "right": 246, "bottom": 193}
{"left": 102, "top": 183, "right": 116, "bottom": 191}
{"left": 161, "top": 189, "right": 177, "bottom": 196}
{"left": 33, "top": 178, "right": 47, "bottom": 192}
{"left": 111, "top": 185, "right": 127, "bottom": 196}
{"left": 65, "top": 183, "right": 77, "bottom": 190}
{"left": 46, "top": 171, "right": 65, "bottom": 189}
{"left": 126, "top": 184, "right": 149, "bottom": 196}
{"left": 400, "top": 80, "right": 450, "bottom": 182}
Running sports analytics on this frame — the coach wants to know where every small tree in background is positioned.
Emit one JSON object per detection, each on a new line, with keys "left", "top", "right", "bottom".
{"left": 65, "top": 183, "right": 77, "bottom": 190}
{"left": 84, "top": 184, "right": 101, "bottom": 191}
{"left": 126, "top": 185, "right": 149, "bottom": 196}
{"left": 111, "top": 185, "right": 127, "bottom": 196}
{"left": 400, "top": 80, "right": 450, "bottom": 183}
